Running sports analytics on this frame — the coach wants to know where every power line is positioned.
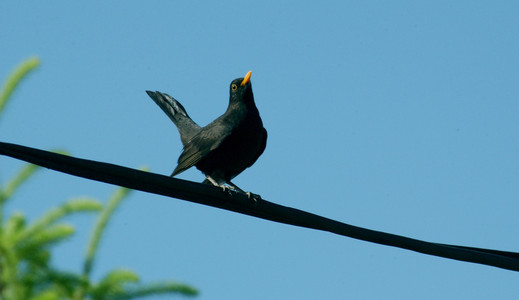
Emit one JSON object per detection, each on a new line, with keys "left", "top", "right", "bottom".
{"left": 1, "top": 141, "right": 518, "bottom": 271}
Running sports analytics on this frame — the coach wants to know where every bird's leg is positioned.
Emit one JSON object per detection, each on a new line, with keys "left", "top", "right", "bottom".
{"left": 205, "top": 175, "right": 219, "bottom": 186}
{"left": 205, "top": 175, "right": 229, "bottom": 192}
{"left": 226, "top": 181, "right": 245, "bottom": 193}
{"left": 205, "top": 176, "right": 260, "bottom": 203}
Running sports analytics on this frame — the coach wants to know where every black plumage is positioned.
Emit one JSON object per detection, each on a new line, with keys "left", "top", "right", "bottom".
{"left": 146, "top": 71, "right": 267, "bottom": 193}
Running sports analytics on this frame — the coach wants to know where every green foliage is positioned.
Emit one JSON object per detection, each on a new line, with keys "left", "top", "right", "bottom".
{"left": 0, "top": 56, "right": 39, "bottom": 121}
{"left": 83, "top": 187, "right": 132, "bottom": 278}
{"left": 0, "top": 58, "right": 198, "bottom": 299}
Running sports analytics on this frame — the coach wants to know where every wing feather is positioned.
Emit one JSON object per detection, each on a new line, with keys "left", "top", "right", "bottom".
{"left": 171, "top": 121, "right": 232, "bottom": 176}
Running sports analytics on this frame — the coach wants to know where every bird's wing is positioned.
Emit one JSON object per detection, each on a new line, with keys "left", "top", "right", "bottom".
{"left": 171, "top": 121, "right": 232, "bottom": 176}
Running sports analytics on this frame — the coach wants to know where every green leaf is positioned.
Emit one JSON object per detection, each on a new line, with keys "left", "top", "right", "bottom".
{"left": 0, "top": 150, "right": 68, "bottom": 208}
{"left": 28, "top": 289, "right": 60, "bottom": 300}
{"left": 3, "top": 212, "right": 26, "bottom": 244}
{"left": 18, "top": 197, "right": 102, "bottom": 243}
{"left": 21, "top": 248, "right": 51, "bottom": 269}
{"left": 43, "top": 269, "right": 86, "bottom": 297}
{"left": 0, "top": 56, "right": 40, "bottom": 117}
{"left": 83, "top": 187, "right": 131, "bottom": 277}
{"left": 100, "top": 269, "right": 140, "bottom": 285}
{"left": 89, "top": 269, "right": 139, "bottom": 299}
{"left": 25, "top": 223, "right": 75, "bottom": 248}
{"left": 1, "top": 163, "right": 39, "bottom": 206}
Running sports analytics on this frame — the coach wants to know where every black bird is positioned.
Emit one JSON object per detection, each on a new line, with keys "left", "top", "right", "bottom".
{"left": 146, "top": 71, "right": 267, "bottom": 193}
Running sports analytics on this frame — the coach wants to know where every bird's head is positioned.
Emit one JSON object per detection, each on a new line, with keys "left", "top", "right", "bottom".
{"left": 229, "top": 71, "right": 254, "bottom": 105}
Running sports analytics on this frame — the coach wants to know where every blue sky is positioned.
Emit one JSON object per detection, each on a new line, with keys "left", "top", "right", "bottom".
{"left": 1, "top": 1, "right": 519, "bottom": 299}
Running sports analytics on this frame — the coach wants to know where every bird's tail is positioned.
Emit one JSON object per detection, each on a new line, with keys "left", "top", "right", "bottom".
{"left": 145, "top": 91, "right": 201, "bottom": 145}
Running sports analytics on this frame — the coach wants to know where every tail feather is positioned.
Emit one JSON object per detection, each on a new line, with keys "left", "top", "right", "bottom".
{"left": 145, "top": 91, "right": 201, "bottom": 145}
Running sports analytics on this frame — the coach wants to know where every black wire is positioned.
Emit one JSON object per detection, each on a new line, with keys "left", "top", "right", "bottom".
{"left": 1, "top": 141, "right": 518, "bottom": 271}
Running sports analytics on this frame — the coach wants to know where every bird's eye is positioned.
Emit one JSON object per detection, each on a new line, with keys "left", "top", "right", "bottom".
{"left": 231, "top": 84, "right": 238, "bottom": 91}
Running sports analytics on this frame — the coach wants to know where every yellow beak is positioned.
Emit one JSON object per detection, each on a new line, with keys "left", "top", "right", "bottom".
{"left": 241, "top": 71, "right": 252, "bottom": 86}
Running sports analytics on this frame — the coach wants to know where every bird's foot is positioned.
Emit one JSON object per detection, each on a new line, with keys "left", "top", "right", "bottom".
{"left": 222, "top": 186, "right": 260, "bottom": 205}
{"left": 204, "top": 176, "right": 260, "bottom": 205}
{"left": 245, "top": 192, "right": 261, "bottom": 206}
{"left": 220, "top": 185, "right": 232, "bottom": 194}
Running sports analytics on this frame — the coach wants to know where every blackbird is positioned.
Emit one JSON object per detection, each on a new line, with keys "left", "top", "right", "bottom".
{"left": 146, "top": 71, "right": 267, "bottom": 193}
